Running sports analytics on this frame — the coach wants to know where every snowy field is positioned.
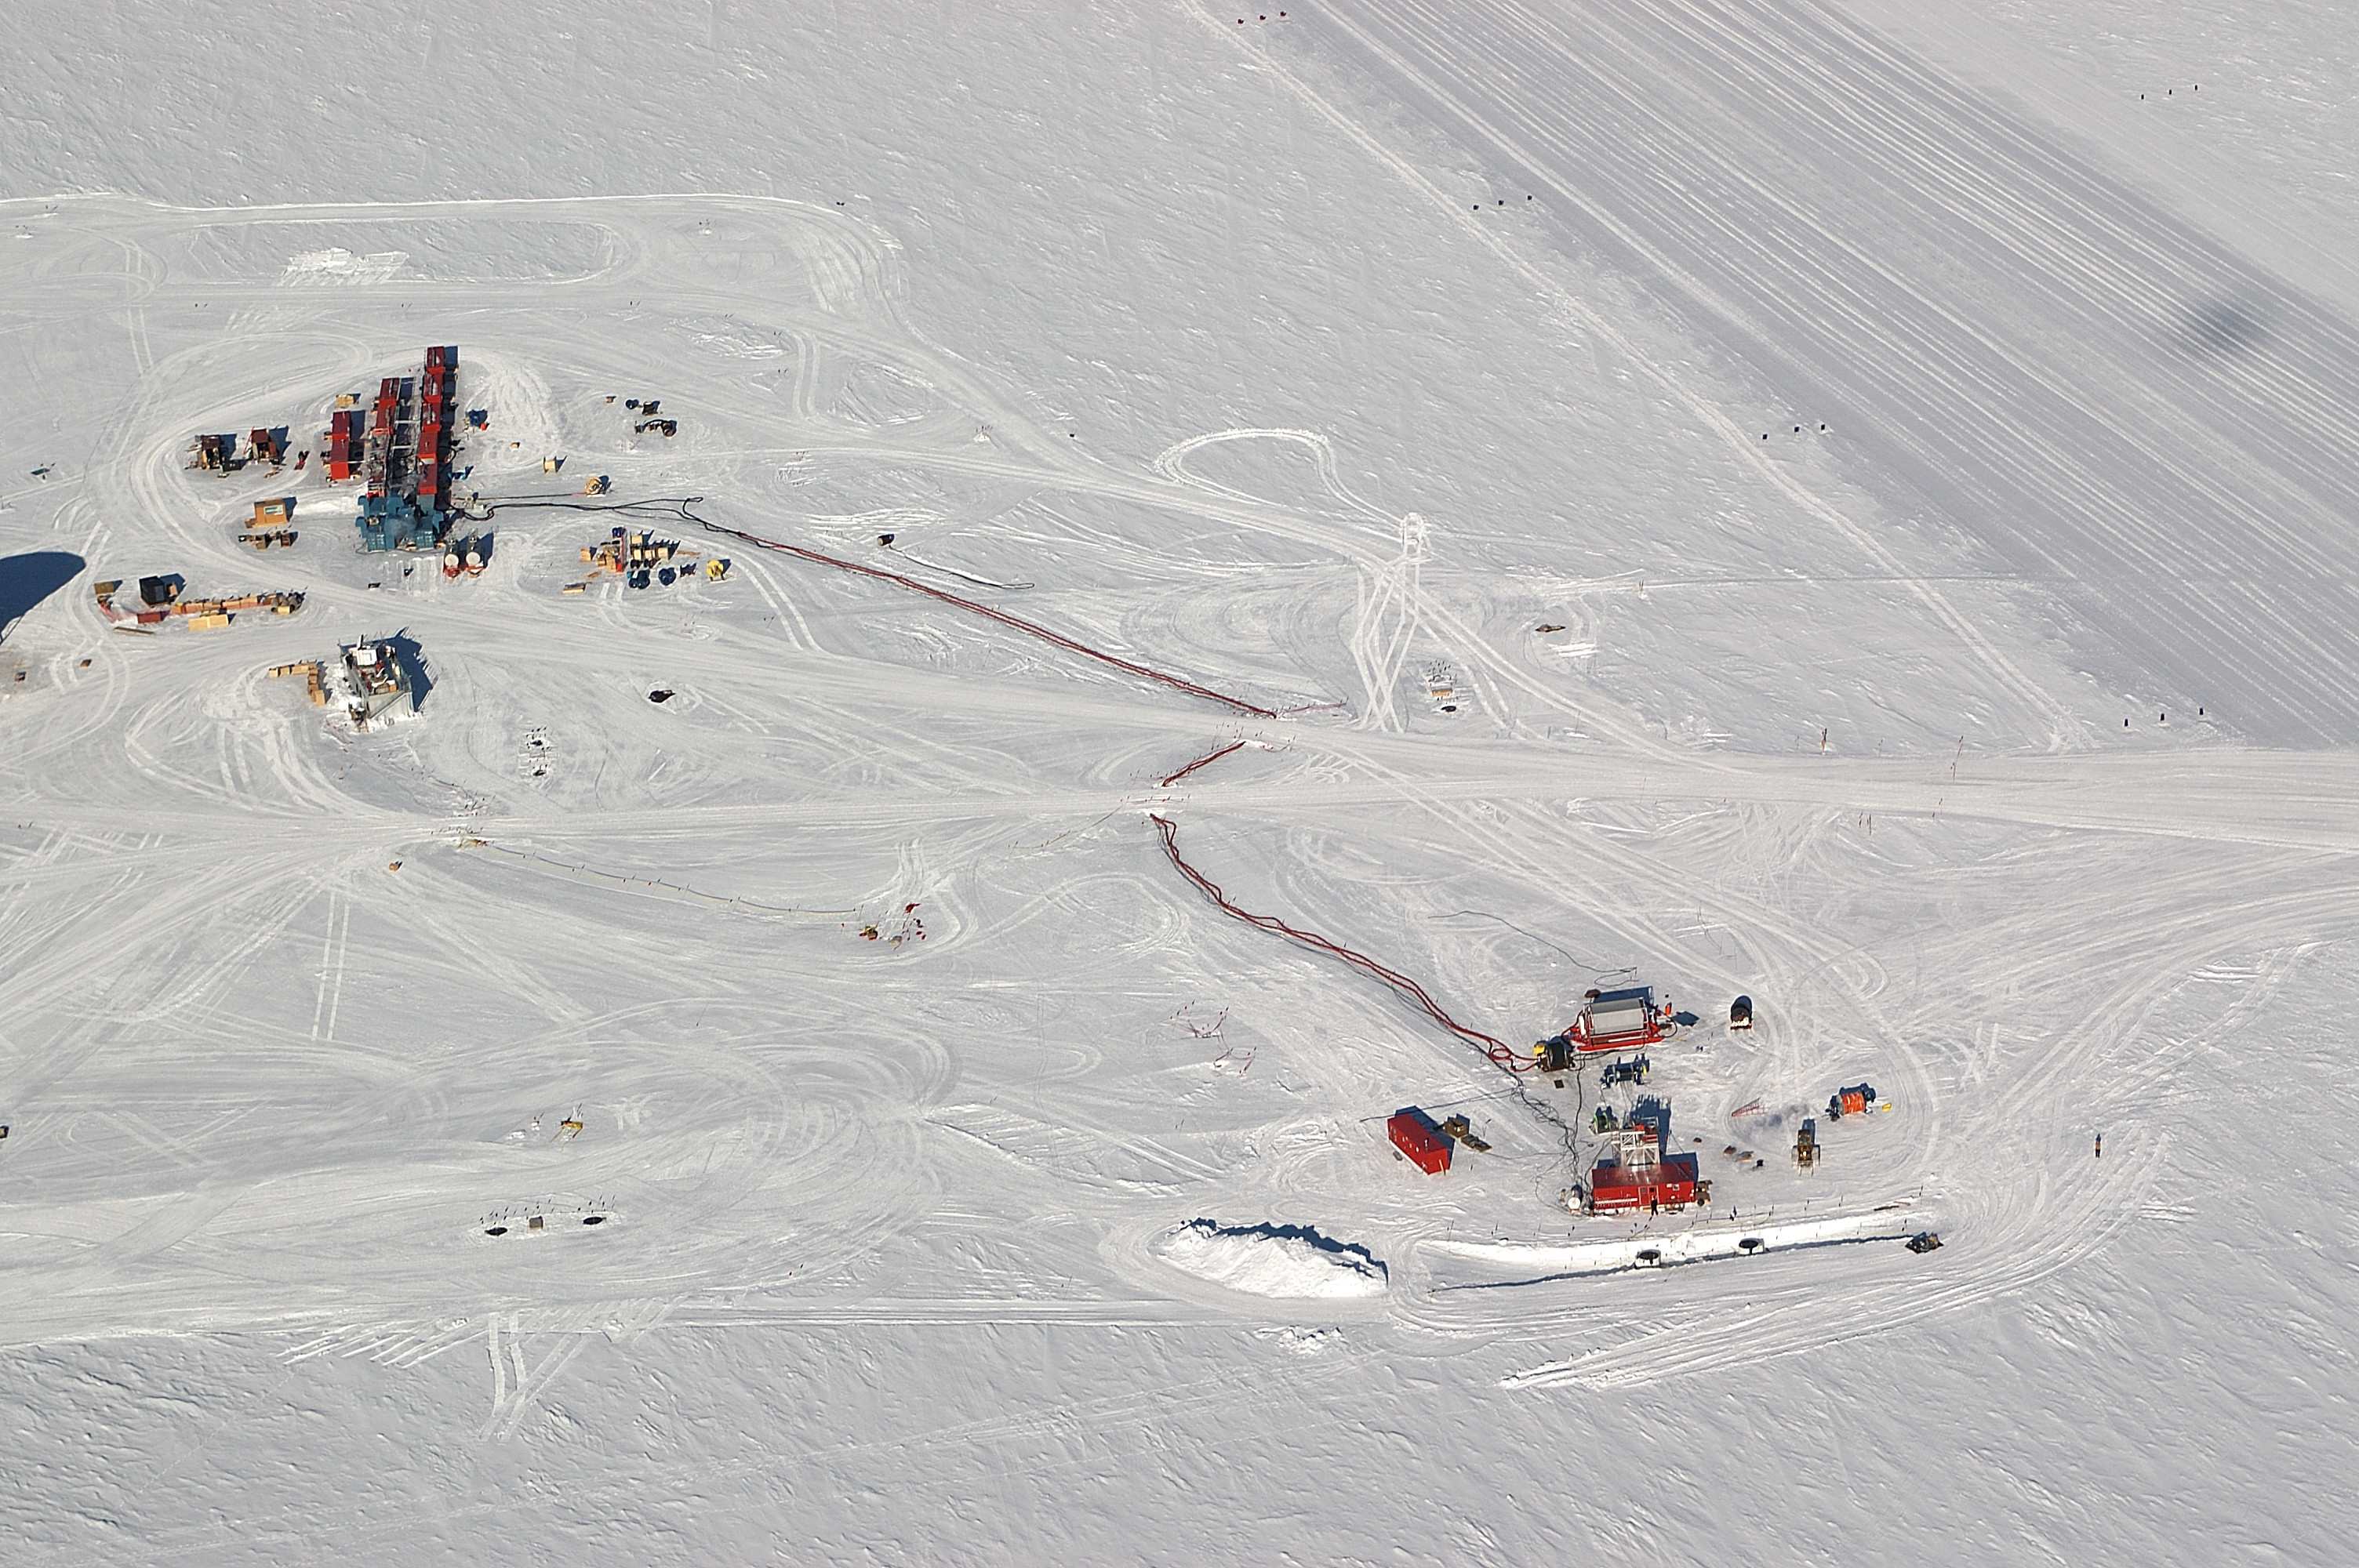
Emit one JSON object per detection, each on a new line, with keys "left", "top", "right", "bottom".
{"left": 0, "top": 2, "right": 2353, "bottom": 1563}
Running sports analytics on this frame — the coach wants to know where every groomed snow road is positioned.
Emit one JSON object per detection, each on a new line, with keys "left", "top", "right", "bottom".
{"left": 1263, "top": 0, "right": 2359, "bottom": 745}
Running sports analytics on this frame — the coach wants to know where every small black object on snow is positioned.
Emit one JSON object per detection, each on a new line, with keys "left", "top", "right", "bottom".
{"left": 649, "top": 689, "right": 674, "bottom": 703}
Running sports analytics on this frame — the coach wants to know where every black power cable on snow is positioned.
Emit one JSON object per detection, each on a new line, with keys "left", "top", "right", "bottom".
{"left": 452, "top": 493, "right": 713, "bottom": 524}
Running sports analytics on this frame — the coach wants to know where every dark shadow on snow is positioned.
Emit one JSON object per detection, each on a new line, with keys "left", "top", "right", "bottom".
{"left": 1176, "top": 1219, "right": 1386, "bottom": 1278}
{"left": 383, "top": 629, "right": 432, "bottom": 713}
{"left": 0, "top": 552, "right": 85, "bottom": 642}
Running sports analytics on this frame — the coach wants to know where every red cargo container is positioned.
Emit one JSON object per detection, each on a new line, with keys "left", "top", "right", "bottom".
{"left": 1388, "top": 1107, "right": 1452, "bottom": 1175}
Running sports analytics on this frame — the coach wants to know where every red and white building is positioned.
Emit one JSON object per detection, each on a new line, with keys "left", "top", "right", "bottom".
{"left": 1587, "top": 1118, "right": 1700, "bottom": 1212}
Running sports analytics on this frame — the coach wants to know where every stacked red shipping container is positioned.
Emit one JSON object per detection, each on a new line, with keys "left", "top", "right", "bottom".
{"left": 322, "top": 350, "right": 459, "bottom": 494}
{"left": 324, "top": 408, "right": 359, "bottom": 481}
{"left": 365, "top": 376, "right": 399, "bottom": 498}
{"left": 417, "top": 345, "right": 456, "bottom": 510}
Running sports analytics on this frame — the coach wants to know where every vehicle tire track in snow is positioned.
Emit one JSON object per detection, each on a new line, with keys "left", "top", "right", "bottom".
{"left": 1271, "top": 0, "right": 2359, "bottom": 743}
{"left": 308, "top": 889, "right": 347, "bottom": 1042}
{"left": 1496, "top": 877, "right": 2349, "bottom": 1388}
{"left": 1193, "top": 0, "right": 2078, "bottom": 745}
{"left": 482, "top": 1315, "right": 507, "bottom": 1427}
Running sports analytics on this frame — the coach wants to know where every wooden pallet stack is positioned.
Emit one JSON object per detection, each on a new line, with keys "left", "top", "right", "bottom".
{"left": 267, "top": 660, "right": 328, "bottom": 705}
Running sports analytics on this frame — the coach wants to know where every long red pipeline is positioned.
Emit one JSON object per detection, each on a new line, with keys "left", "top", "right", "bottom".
{"left": 1159, "top": 741, "right": 1245, "bottom": 788}
{"left": 702, "top": 521, "right": 1276, "bottom": 718}
{"left": 1150, "top": 814, "right": 1536, "bottom": 1074}
{"left": 610, "top": 508, "right": 1541, "bottom": 1091}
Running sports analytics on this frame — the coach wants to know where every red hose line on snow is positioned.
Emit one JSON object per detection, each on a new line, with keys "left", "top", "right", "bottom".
{"left": 1159, "top": 741, "right": 1246, "bottom": 788}
{"left": 1150, "top": 814, "right": 1536, "bottom": 1074}
{"left": 703, "top": 522, "right": 1276, "bottom": 718}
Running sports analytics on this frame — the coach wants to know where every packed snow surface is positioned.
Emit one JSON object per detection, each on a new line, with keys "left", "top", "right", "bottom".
{"left": 1, "top": 2, "right": 2355, "bottom": 1565}
{"left": 1157, "top": 1220, "right": 1390, "bottom": 1298}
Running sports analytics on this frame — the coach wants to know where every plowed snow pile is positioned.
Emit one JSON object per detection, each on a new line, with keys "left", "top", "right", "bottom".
{"left": 1156, "top": 1221, "right": 1387, "bottom": 1298}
